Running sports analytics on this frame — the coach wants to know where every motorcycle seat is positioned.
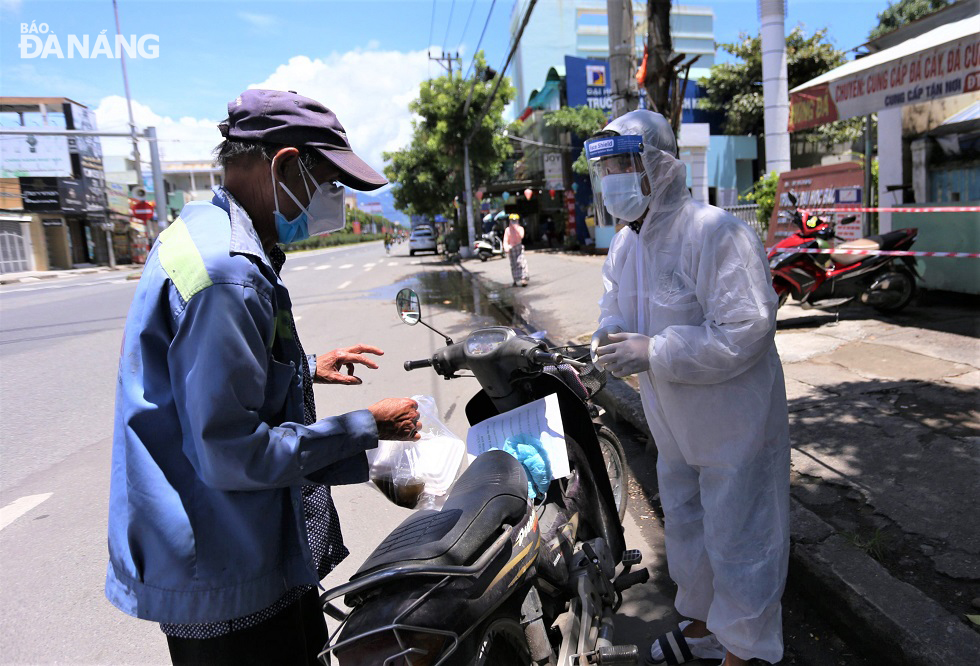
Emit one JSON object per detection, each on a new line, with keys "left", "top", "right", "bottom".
{"left": 353, "top": 450, "right": 529, "bottom": 578}
{"left": 831, "top": 238, "right": 878, "bottom": 266}
{"left": 832, "top": 230, "right": 912, "bottom": 266}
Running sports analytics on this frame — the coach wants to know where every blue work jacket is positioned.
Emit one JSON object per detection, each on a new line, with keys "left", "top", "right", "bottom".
{"left": 105, "top": 187, "right": 378, "bottom": 624}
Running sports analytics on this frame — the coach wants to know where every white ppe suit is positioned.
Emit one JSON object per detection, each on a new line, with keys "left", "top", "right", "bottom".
{"left": 594, "top": 111, "right": 790, "bottom": 663}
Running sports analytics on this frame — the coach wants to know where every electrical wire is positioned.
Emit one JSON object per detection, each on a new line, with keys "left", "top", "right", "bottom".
{"left": 456, "top": 0, "right": 478, "bottom": 57}
{"left": 463, "top": 0, "right": 498, "bottom": 80}
{"left": 441, "top": 0, "right": 457, "bottom": 52}
{"left": 427, "top": 0, "right": 437, "bottom": 77}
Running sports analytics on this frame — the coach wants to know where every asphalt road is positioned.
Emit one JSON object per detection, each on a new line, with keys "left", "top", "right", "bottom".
{"left": 0, "top": 241, "right": 675, "bottom": 665}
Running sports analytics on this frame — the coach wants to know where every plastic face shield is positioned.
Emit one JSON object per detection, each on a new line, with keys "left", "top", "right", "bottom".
{"left": 584, "top": 135, "right": 647, "bottom": 224}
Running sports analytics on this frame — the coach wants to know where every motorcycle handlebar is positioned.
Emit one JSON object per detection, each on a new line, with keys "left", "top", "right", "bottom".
{"left": 529, "top": 349, "right": 564, "bottom": 366}
{"left": 403, "top": 358, "right": 434, "bottom": 371}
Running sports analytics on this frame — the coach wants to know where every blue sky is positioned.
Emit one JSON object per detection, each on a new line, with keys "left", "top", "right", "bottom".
{"left": 0, "top": 0, "right": 891, "bottom": 170}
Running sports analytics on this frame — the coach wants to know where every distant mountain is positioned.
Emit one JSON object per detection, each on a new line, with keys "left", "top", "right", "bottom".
{"left": 355, "top": 188, "right": 408, "bottom": 227}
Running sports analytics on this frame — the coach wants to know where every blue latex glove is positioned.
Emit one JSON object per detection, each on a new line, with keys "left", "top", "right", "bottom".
{"left": 502, "top": 436, "right": 552, "bottom": 499}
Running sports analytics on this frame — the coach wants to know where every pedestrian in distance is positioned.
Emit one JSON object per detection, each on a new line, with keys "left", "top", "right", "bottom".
{"left": 384, "top": 231, "right": 392, "bottom": 255}
{"left": 503, "top": 212, "right": 530, "bottom": 287}
{"left": 105, "top": 89, "right": 422, "bottom": 666}
{"left": 589, "top": 110, "right": 791, "bottom": 666}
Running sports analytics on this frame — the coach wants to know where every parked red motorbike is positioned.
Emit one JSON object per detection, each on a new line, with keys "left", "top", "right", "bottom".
{"left": 768, "top": 193, "right": 919, "bottom": 313}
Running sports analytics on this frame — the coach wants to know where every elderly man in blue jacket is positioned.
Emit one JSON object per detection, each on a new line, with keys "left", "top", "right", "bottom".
{"left": 106, "top": 90, "right": 421, "bottom": 665}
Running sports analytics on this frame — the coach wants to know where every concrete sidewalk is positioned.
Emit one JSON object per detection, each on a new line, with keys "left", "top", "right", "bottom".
{"left": 0, "top": 264, "right": 141, "bottom": 285}
{"left": 460, "top": 248, "right": 980, "bottom": 665}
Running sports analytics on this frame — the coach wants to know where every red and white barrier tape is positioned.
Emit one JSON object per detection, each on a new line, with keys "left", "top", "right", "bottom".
{"left": 798, "top": 206, "right": 980, "bottom": 214}
{"left": 767, "top": 247, "right": 980, "bottom": 258}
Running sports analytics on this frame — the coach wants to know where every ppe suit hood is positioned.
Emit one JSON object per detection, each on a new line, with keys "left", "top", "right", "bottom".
{"left": 601, "top": 111, "right": 690, "bottom": 224}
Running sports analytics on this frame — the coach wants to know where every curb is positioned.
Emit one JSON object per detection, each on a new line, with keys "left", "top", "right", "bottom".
{"left": 456, "top": 260, "right": 980, "bottom": 665}
{"left": 0, "top": 265, "right": 137, "bottom": 285}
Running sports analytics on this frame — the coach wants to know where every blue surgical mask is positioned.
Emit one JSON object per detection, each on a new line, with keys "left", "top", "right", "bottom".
{"left": 271, "top": 160, "right": 346, "bottom": 244}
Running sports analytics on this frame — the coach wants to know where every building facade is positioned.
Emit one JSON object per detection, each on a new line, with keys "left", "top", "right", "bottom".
{"left": 1, "top": 97, "right": 113, "bottom": 273}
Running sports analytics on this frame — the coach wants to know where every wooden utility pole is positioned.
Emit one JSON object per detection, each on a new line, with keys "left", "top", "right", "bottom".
{"left": 607, "top": 0, "right": 638, "bottom": 118}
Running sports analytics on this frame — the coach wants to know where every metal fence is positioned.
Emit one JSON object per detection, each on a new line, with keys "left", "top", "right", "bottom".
{"left": 723, "top": 204, "right": 765, "bottom": 240}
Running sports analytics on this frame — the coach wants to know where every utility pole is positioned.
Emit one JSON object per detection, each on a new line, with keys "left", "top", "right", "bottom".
{"left": 759, "top": 0, "right": 791, "bottom": 174}
{"left": 113, "top": 0, "right": 142, "bottom": 192}
{"left": 428, "top": 51, "right": 460, "bottom": 77}
{"left": 607, "top": 0, "right": 638, "bottom": 118}
{"left": 146, "top": 127, "right": 168, "bottom": 234}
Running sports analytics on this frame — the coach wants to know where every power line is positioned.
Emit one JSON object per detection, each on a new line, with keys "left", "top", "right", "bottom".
{"left": 456, "top": 0, "right": 478, "bottom": 55}
{"left": 464, "top": 0, "right": 498, "bottom": 80}
{"left": 441, "top": 0, "right": 457, "bottom": 52}
{"left": 467, "top": 0, "right": 538, "bottom": 143}
{"left": 427, "top": 0, "right": 437, "bottom": 77}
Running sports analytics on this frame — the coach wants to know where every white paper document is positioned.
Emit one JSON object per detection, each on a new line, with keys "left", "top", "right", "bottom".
{"left": 465, "top": 393, "right": 571, "bottom": 479}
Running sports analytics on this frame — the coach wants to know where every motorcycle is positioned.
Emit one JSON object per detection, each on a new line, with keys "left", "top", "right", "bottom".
{"left": 317, "top": 289, "right": 644, "bottom": 665}
{"left": 769, "top": 193, "right": 919, "bottom": 313}
{"left": 474, "top": 230, "right": 504, "bottom": 262}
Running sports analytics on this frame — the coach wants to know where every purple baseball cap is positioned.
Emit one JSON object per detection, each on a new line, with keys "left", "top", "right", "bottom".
{"left": 218, "top": 89, "right": 387, "bottom": 191}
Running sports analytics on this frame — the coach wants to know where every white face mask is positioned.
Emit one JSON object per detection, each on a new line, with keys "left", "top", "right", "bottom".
{"left": 273, "top": 159, "right": 347, "bottom": 239}
{"left": 601, "top": 172, "right": 651, "bottom": 222}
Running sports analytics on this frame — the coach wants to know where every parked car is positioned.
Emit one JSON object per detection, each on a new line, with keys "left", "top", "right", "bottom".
{"left": 409, "top": 227, "right": 438, "bottom": 256}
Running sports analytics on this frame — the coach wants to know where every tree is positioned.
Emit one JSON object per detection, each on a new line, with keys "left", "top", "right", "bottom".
{"left": 699, "top": 27, "right": 863, "bottom": 145}
{"left": 383, "top": 53, "right": 515, "bottom": 219}
{"left": 544, "top": 105, "right": 609, "bottom": 174}
{"left": 869, "top": 0, "right": 950, "bottom": 40}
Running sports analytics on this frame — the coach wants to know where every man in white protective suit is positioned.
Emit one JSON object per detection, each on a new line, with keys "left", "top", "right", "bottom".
{"left": 588, "top": 110, "right": 791, "bottom": 666}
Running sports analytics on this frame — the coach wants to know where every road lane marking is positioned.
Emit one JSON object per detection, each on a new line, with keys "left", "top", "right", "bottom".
{"left": 294, "top": 315, "right": 302, "bottom": 322}
{"left": 314, "top": 265, "right": 331, "bottom": 270}
{"left": 291, "top": 265, "right": 309, "bottom": 271}
{"left": 338, "top": 280, "right": 352, "bottom": 290}
{"left": 411, "top": 260, "right": 421, "bottom": 265}
{"left": 339, "top": 264, "right": 354, "bottom": 269}
{"left": 387, "top": 262, "right": 398, "bottom": 267}
{"left": 363, "top": 265, "right": 374, "bottom": 272}
{"left": 0, "top": 493, "right": 53, "bottom": 531}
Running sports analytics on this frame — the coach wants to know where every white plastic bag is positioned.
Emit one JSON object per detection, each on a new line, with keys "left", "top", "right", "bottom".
{"left": 367, "top": 395, "right": 467, "bottom": 509}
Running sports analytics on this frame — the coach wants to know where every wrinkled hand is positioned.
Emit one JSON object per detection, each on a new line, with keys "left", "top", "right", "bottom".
{"left": 314, "top": 344, "right": 384, "bottom": 385}
{"left": 590, "top": 324, "right": 624, "bottom": 363}
{"left": 368, "top": 398, "right": 421, "bottom": 441}
{"left": 594, "top": 332, "right": 654, "bottom": 377}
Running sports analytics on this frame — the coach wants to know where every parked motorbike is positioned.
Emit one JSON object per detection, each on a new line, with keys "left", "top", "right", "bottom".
{"left": 474, "top": 230, "right": 504, "bottom": 262}
{"left": 769, "top": 193, "right": 919, "bottom": 313}
{"left": 317, "top": 289, "right": 644, "bottom": 665}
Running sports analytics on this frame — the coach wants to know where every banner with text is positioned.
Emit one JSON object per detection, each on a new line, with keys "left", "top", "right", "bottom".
{"left": 790, "top": 29, "right": 980, "bottom": 131}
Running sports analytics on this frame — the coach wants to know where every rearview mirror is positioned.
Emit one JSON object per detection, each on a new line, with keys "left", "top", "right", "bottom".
{"left": 840, "top": 216, "right": 858, "bottom": 224}
{"left": 788, "top": 192, "right": 798, "bottom": 206}
{"left": 395, "top": 288, "right": 421, "bottom": 326}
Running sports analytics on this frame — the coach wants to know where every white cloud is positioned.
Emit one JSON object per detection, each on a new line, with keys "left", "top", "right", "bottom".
{"left": 93, "top": 95, "right": 222, "bottom": 163}
{"left": 249, "top": 48, "right": 430, "bottom": 176}
{"left": 93, "top": 46, "right": 432, "bottom": 176}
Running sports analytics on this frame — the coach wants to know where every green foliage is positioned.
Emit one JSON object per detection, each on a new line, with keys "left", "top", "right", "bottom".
{"left": 870, "top": 0, "right": 949, "bottom": 40}
{"left": 699, "top": 27, "right": 864, "bottom": 145}
{"left": 544, "top": 105, "right": 610, "bottom": 175}
{"left": 743, "top": 171, "right": 780, "bottom": 232}
{"left": 383, "top": 53, "right": 515, "bottom": 218}
{"left": 545, "top": 106, "right": 609, "bottom": 138}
